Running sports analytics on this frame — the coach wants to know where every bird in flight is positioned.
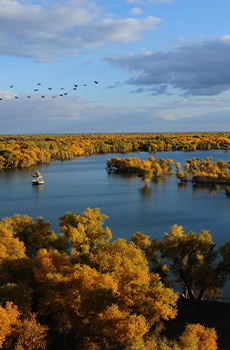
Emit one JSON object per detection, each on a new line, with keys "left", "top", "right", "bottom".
{"left": 34, "top": 89, "right": 38, "bottom": 92}
{"left": 10, "top": 85, "right": 13, "bottom": 88}
{"left": 37, "top": 83, "right": 41, "bottom": 86}
{"left": 27, "top": 96, "right": 31, "bottom": 98}
{"left": 83, "top": 84, "right": 87, "bottom": 86}
{"left": 15, "top": 96, "right": 18, "bottom": 99}
{"left": 64, "top": 92, "right": 67, "bottom": 96}
{"left": 74, "top": 84, "right": 78, "bottom": 87}
{"left": 60, "top": 87, "right": 64, "bottom": 90}
{"left": 94, "top": 81, "right": 98, "bottom": 84}
{"left": 0, "top": 98, "right": 2, "bottom": 101}
{"left": 41, "top": 95, "right": 45, "bottom": 98}
{"left": 48, "top": 87, "right": 52, "bottom": 90}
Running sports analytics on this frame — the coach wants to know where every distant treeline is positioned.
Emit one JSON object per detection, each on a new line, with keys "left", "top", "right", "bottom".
{"left": 1, "top": 132, "right": 230, "bottom": 169}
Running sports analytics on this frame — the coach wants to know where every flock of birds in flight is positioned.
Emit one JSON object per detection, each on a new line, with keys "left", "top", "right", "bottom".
{"left": 0, "top": 81, "right": 98, "bottom": 101}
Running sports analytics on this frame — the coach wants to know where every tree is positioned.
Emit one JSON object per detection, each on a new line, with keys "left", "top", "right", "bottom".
{"left": 0, "top": 302, "right": 19, "bottom": 348}
{"left": 34, "top": 235, "right": 178, "bottom": 349}
{"left": 151, "top": 323, "right": 218, "bottom": 350}
{"left": 0, "top": 222, "right": 25, "bottom": 262}
{"left": 167, "top": 159, "right": 174, "bottom": 168}
{"left": 175, "top": 162, "right": 181, "bottom": 171}
{"left": 0, "top": 283, "right": 33, "bottom": 315}
{"left": 178, "top": 323, "right": 218, "bottom": 350}
{"left": 153, "top": 225, "right": 222, "bottom": 300}
{"left": 137, "top": 167, "right": 153, "bottom": 186}
{"left": 0, "top": 257, "right": 34, "bottom": 286}
{"left": 2, "top": 313, "right": 48, "bottom": 350}
{"left": 10, "top": 215, "right": 59, "bottom": 259}
{"left": 59, "top": 207, "right": 112, "bottom": 262}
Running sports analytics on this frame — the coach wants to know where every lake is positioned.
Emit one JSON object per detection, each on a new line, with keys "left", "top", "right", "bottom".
{"left": 1, "top": 150, "right": 230, "bottom": 248}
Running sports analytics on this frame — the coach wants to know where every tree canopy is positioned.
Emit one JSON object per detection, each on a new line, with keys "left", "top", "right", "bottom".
{"left": 0, "top": 207, "right": 228, "bottom": 349}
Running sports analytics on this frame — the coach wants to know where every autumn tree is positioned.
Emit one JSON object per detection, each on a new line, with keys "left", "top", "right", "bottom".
{"left": 178, "top": 323, "right": 218, "bottom": 350}
{"left": 131, "top": 232, "right": 171, "bottom": 288}
{"left": 175, "top": 162, "right": 181, "bottom": 173}
{"left": 34, "top": 208, "right": 179, "bottom": 350}
{"left": 59, "top": 207, "right": 112, "bottom": 263}
{"left": 2, "top": 312, "right": 48, "bottom": 350}
{"left": 152, "top": 225, "right": 223, "bottom": 300}
{"left": 0, "top": 283, "right": 33, "bottom": 315}
{"left": 9, "top": 214, "right": 63, "bottom": 258}
{"left": 0, "top": 222, "right": 25, "bottom": 262}
{"left": 138, "top": 167, "right": 153, "bottom": 186}
{"left": 0, "top": 302, "right": 19, "bottom": 348}
{"left": 0, "top": 256, "right": 34, "bottom": 287}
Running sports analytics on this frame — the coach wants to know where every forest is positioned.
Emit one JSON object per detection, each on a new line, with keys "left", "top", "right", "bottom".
{"left": 1, "top": 132, "right": 230, "bottom": 170}
{"left": 1, "top": 207, "right": 229, "bottom": 349}
{"left": 1, "top": 133, "right": 230, "bottom": 349}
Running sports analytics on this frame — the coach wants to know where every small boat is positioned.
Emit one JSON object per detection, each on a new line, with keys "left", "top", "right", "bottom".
{"left": 31, "top": 170, "right": 44, "bottom": 185}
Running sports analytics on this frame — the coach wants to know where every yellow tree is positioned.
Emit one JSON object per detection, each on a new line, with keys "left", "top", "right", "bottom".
{"left": 137, "top": 167, "right": 153, "bottom": 186}
{"left": 59, "top": 207, "right": 112, "bottom": 262}
{"left": 90, "top": 239, "right": 178, "bottom": 332}
{"left": 0, "top": 302, "right": 19, "bottom": 348}
{"left": 0, "top": 222, "right": 25, "bottom": 262}
{"left": 178, "top": 323, "right": 218, "bottom": 350}
{"left": 153, "top": 225, "right": 222, "bottom": 300}
{"left": 10, "top": 214, "right": 60, "bottom": 258}
{"left": 34, "top": 237, "right": 178, "bottom": 349}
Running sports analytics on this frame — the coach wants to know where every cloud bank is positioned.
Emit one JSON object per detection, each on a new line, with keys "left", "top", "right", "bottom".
{"left": 105, "top": 37, "right": 230, "bottom": 96}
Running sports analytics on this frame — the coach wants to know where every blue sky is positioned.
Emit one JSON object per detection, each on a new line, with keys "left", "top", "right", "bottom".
{"left": 1, "top": 0, "right": 230, "bottom": 134}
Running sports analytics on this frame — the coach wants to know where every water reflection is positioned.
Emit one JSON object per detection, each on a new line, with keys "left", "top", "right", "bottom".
{"left": 107, "top": 171, "right": 137, "bottom": 180}
{"left": 32, "top": 184, "right": 44, "bottom": 196}
{"left": 152, "top": 177, "right": 163, "bottom": 185}
{"left": 192, "top": 183, "right": 218, "bottom": 196}
{"left": 177, "top": 182, "right": 189, "bottom": 189}
{"left": 139, "top": 186, "right": 152, "bottom": 199}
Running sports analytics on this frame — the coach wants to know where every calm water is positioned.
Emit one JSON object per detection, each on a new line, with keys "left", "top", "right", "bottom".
{"left": 1, "top": 150, "right": 230, "bottom": 247}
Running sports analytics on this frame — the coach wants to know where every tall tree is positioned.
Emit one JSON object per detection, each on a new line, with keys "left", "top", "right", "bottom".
{"left": 152, "top": 225, "right": 223, "bottom": 300}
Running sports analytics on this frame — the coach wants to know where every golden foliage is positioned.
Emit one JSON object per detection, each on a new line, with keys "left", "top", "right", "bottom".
{"left": 0, "top": 302, "right": 19, "bottom": 348}
{"left": 179, "top": 323, "right": 218, "bottom": 350}
{"left": 0, "top": 222, "right": 25, "bottom": 262}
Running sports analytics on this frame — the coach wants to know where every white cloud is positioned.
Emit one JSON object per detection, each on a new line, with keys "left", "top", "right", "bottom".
{"left": 159, "top": 112, "right": 188, "bottom": 121}
{"left": 0, "top": 0, "right": 162, "bottom": 62}
{"left": 219, "top": 35, "right": 230, "bottom": 44}
{"left": 130, "top": 7, "right": 143, "bottom": 15}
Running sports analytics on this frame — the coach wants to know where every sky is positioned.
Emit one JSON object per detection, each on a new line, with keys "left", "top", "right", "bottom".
{"left": 1, "top": 0, "right": 230, "bottom": 134}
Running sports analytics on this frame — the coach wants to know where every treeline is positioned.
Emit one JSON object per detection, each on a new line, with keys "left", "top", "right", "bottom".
{"left": 1, "top": 132, "right": 230, "bottom": 169}
{"left": 0, "top": 207, "right": 226, "bottom": 349}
